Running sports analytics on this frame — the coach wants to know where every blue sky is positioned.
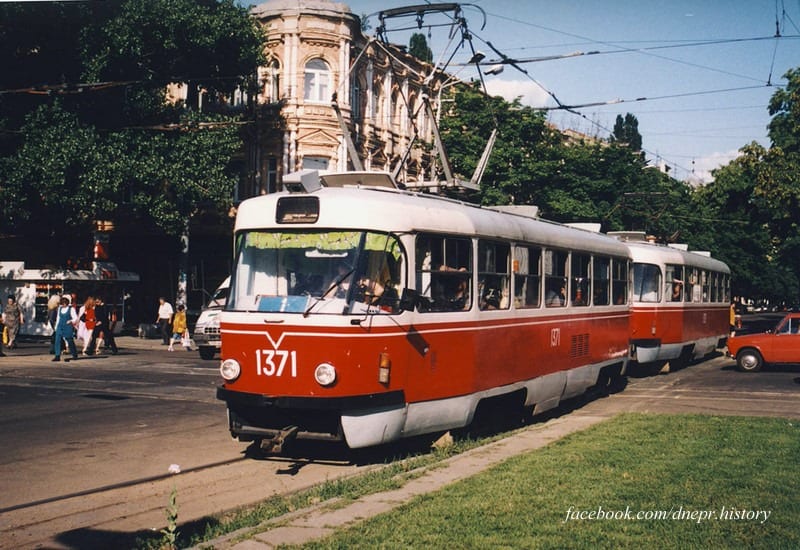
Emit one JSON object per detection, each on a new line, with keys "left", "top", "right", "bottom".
{"left": 252, "top": 1, "right": 800, "bottom": 183}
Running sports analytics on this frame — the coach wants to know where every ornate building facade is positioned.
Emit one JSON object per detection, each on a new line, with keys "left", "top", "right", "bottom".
{"left": 247, "top": 0, "right": 441, "bottom": 197}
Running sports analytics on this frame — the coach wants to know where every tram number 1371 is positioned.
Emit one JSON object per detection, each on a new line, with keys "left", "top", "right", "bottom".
{"left": 256, "top": 349, "right": 298, "bottom": 377}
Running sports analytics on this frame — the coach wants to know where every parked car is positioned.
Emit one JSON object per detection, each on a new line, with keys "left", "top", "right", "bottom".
{"left": 727, "top": 312, "right": 800, "bottom": 372}
{"left": 193, "top": 277, "right": 229, "bottom": 360}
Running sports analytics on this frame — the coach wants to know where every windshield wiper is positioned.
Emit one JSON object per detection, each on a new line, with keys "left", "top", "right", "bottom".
{"left": 303, "top": 267, "right": 354, "bottom": 317}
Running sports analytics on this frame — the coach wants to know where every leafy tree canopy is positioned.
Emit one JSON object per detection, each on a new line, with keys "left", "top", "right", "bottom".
{"left": 0, "top": 0, "right": 265, "bottom": 248}
{"left": 610, "top": 113, "right": 643, "bottom": 152}
{"left": 768, "top": 67, "right": 800, "bottom": 154}
{"left": 439, "top": 71, "right": 800, "bottom": 304}
{"left": 409, "top": 33, "right": 433, "bottom": 64}
{"left": 439, "top": 84, "right": 689, "bottom": 238}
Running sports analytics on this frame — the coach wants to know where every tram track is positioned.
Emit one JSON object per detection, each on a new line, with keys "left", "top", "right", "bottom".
{"left": 0, "top": 456, "right": 247, "bottom": 515}
{"left": 1, "top": 447, "right": 364, "bottom": 550}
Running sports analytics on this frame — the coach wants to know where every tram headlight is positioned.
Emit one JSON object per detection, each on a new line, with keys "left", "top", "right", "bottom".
{"left": 220, "top": 359, "right": 241, "bottom": 382}
{"left": 314, "top": 363, "right": 337, "bottom": 386}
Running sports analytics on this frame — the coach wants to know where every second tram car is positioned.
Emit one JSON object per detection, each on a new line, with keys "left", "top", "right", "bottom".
{"left": 611, "top": 232, "right": 731, "bottom": 370}
{"left": 216, "top": 172, "right": 633, "bottom": 451}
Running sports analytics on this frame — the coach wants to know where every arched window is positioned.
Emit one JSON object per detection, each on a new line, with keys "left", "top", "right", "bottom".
{"left": 304, "top": 58, "right": 330, "bottom": 103}
{"left": 264, "top": 59, "right": 281, "bottom": 102}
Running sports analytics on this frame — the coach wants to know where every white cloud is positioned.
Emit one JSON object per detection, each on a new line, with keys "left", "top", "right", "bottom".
{"left": 484, "top": 79, "right": 553, "bottom": 108}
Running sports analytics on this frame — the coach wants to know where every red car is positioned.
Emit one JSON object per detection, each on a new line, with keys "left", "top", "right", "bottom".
{"left": 727, "top": 313, "right": 800, "bottom": 372}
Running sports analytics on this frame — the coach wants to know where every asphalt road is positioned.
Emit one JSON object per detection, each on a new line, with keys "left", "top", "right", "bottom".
{"left": 0, "top": 320, "right": 798, "bottom": 549}
{"left": 0, "top": 337, "right": 371, "bottom": 550}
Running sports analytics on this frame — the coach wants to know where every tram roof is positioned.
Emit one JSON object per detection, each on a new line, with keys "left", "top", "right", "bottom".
{"left": 618, "top": 239, "right": 730, "bottom": 274}
{"left": 234, "top": 185, "right": 631, "bottom": 257}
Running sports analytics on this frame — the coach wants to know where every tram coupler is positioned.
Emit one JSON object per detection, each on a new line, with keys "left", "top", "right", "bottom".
{"left": 259, "top": 425, "right": 299, "bottom": 454}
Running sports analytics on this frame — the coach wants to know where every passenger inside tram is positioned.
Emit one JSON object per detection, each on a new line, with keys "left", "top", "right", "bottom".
{"left": 545, "top": 280, "right": 566, "bottom": 307}
{"left": 671, "top": 280, "right": 683, "bottom": 302}
{"left": 433, "top": 267, "right": 469, "bottom": 311}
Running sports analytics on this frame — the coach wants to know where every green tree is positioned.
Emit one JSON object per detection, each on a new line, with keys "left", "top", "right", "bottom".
{"left": 409, "top": 33, "right": 433, "bottom": 63}
{"left": 0, "top": 0, "right": 264, "bottom": 304}
{"left": 688, "top": 68, "right": 800, "bottom": 305}
{"left": 2, "top": 103, "right": 104, "bottom": 236}
{"left": 763, "top": 68, "right": 800, "bottom": 304}
{"left": 438, "top": 84, "right": 690, "bottom": 238}
{"left": 768, "top": 67, "right": 800, "bottom": 154}
{"left": 691, "top": 143, "right": 773, "bottom": 299}
{"left": 610, "top": 113, "right": 643, "bottom": 152}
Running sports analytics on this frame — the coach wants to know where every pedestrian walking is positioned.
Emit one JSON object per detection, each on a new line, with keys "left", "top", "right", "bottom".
{"left": 47, "top": 294, "right": 61, "bottom": 355}
{"left": 77, "top": 296, "right": 96, "bottom": 355}
{"left": 91, "top": 296, "right": 118, "bottom": 354}
{"left": 168, "top": 304, "right": 191, "bottom": 351}
{"left": 155, "top": 297, "right": 174, "bottom": 345}
{"left": 3, "top": 295, "right": 24, "bottom": 350}
{"left": 53, "top": 296, "right": 79, "bottom": 362}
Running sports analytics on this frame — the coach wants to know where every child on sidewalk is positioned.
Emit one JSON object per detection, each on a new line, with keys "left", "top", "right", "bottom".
{"left": 168, "top": 304, "right": 192, "bottom": 351}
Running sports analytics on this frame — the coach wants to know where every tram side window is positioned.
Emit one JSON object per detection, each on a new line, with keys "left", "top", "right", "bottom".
{"left": 611, "top": 258, "right": 629, "bottom": 305}
{"left": 720, "top": 273, "right": 731, "bottom": 304}
{"left": 665, "top": 264, "right": 684, "bottom": 302}
{"left": 633, "top": 263, "right": 661, "bottom": 303}
{"left": 687, "top": 268, "right": 702, "bottom": 302}
{"left": 571, "top": 253, "right": 590, "bottom": 306}
{"left": 416, "top": 234, "right": 472, "bottom": 312}
{"left": 700, "top": 270, "right": 709, "bottom": 302}
{"left": 544, "top": 249, "right": 568, "bottom": 307}
{"left": 593, "top": 256, "right": 610, "bottom": 305}
{"left": 514, "top": 245, "right": 541, "bottom": 308}
{"left": 478, "top": 240, "right": 510, "bottom": 310}
{"left": 710, "top": 272, "right": 719, "bottom": 302}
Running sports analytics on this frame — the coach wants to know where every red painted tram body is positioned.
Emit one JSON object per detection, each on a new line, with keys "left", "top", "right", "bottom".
{"left": 612, "top": 232, "right": 731, "bottom": 369}
{"left": 216, "top": 172, "right": 633, "bottom": 450}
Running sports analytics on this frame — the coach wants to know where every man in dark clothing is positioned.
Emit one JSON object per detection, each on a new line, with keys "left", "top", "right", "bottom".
{"left": 91, "top": 296, "right": 118, "bottom": 354}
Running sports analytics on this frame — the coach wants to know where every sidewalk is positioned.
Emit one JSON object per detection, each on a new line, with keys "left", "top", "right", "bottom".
{"left": 1, "top": 334, "right": 182, "bottom": 365}
{"left": 194, "top": 411, "right": 614, "bottom": 550}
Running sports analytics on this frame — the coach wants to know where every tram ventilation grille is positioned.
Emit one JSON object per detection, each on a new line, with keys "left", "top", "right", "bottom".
{"left": 570, "top": 334, "right": 590, "bottom": 357}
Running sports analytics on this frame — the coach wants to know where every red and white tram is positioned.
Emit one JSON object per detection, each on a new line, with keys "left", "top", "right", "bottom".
{"left": 611, "top": 232, "right": 731, "bottom": 370}
{"left": 216, "top": 172, "right": 632, "bottom": 451}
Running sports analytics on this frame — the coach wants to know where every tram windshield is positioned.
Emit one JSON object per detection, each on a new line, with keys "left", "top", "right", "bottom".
{"left": 229, "top": 230, "right": 404, "bottom": 314}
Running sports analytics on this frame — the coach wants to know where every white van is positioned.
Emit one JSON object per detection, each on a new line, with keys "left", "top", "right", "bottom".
{"left": 193, "top": 277, "right": 229, "bottom": 360}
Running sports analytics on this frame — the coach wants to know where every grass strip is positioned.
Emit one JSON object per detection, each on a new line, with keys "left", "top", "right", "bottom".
{"left": 295, "top": 414, "right": 800, "bottom": 549}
